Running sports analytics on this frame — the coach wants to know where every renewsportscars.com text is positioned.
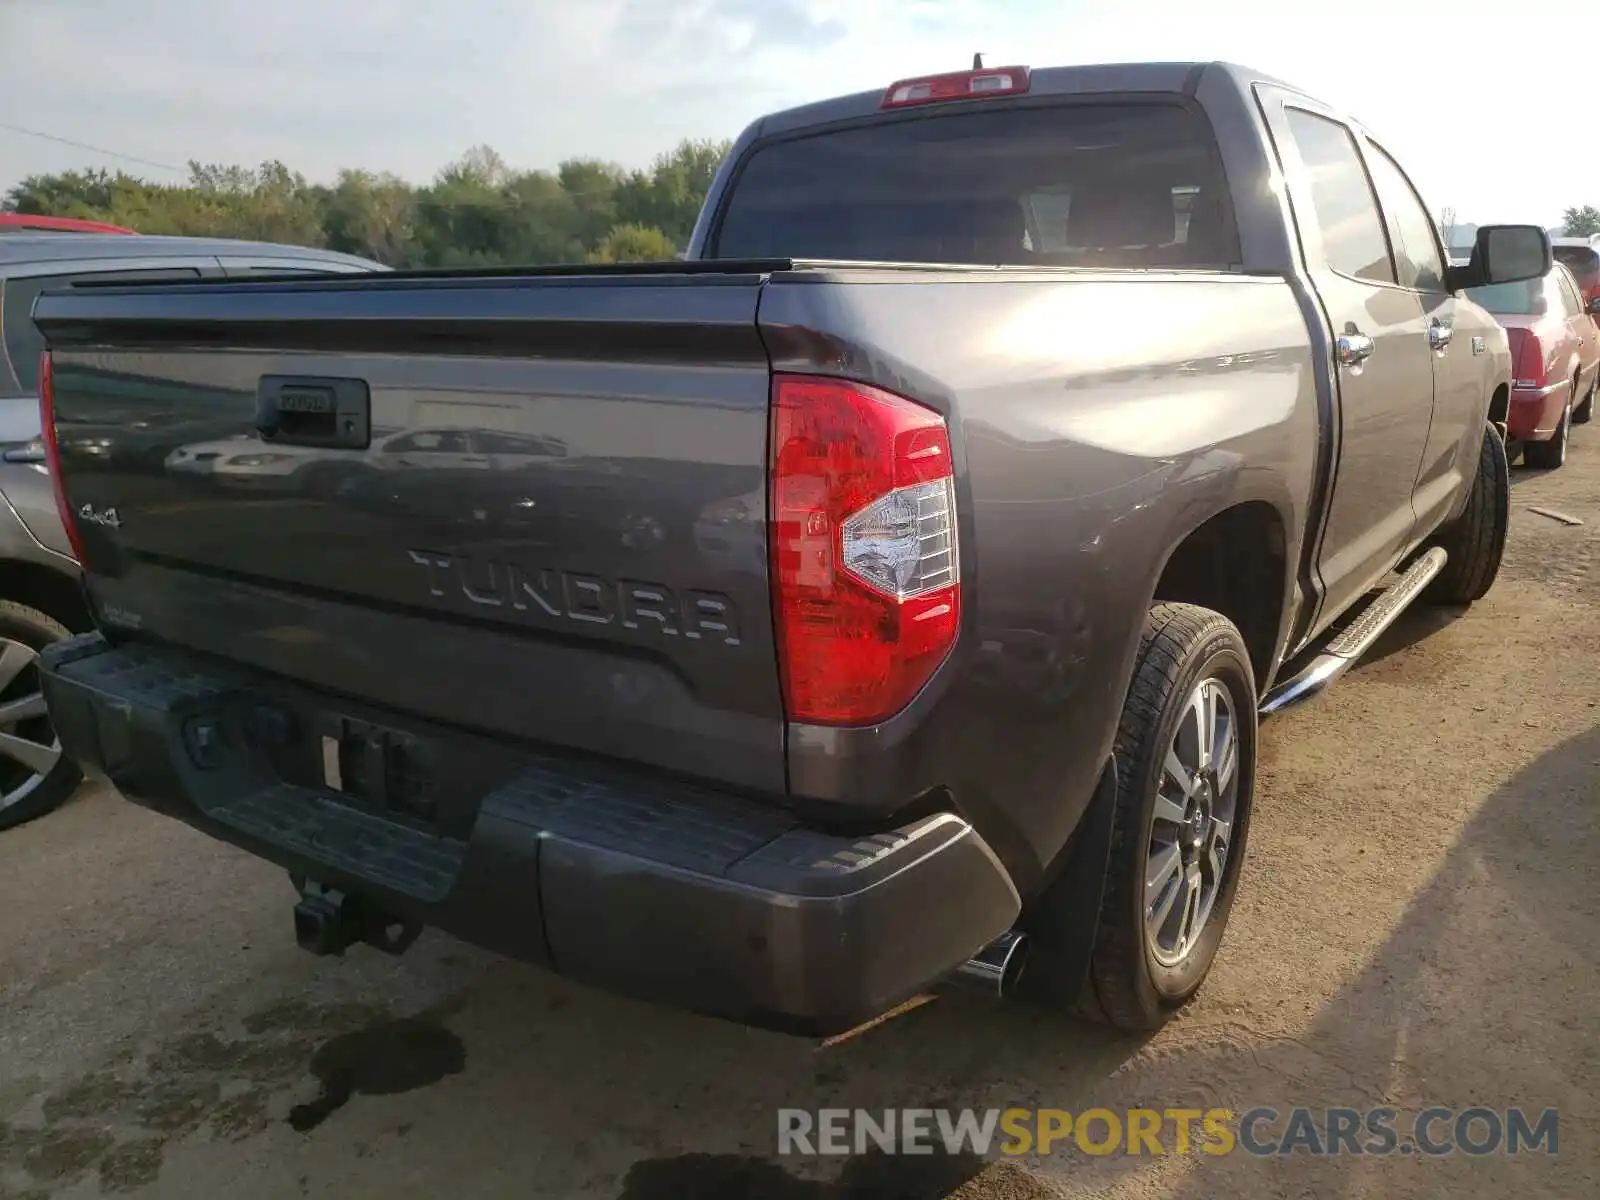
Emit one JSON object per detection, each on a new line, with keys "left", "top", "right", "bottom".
{"left": 777, "top": 1106, "right": 1558, "bottom": 1158}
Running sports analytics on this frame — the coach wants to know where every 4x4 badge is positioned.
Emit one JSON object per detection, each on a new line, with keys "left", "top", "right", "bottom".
{"left": 77, "top": 503, "right": 122, "bottom": 529}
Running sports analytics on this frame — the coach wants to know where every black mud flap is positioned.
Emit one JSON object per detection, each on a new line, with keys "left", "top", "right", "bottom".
{"left": 1014, "top": 756, "right": 1118, "bottom": 1007}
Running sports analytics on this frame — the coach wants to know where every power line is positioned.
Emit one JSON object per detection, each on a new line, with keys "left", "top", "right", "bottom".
{"left": 0, "top": 121, "right": 185, "bottom": 174}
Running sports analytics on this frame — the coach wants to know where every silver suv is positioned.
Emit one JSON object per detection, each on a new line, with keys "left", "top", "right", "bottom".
{"left": 0, "top": 231, "right": 382, "bottom": 829}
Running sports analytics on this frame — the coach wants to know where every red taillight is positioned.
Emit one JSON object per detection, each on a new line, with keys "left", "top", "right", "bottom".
{"left": 881, "top": 66, "right": 1031, "bottom": 109}
{"left": 1513, "top": 331, "right": 1546, "bottom": 389}
{"left": 770, "top": 375, "right": 960, "bottom": 725}
{"left": 38, "top": 352, "right": 87, "bottom": 562}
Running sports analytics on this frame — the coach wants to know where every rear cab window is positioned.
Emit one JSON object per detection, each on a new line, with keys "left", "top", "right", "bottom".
{"left": 1, "top": 267, "right": 202, "bottom": 396}
{"left": 712, "top": 101, "right": 1239, "bottom": 269}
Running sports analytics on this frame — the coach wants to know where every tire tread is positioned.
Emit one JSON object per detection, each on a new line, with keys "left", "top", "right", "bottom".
{"left": 1426, "top": 423, "right": 1509, "bottom": 605}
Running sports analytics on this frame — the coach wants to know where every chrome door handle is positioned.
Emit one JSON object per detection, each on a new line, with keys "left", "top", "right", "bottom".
{"left": 1336, "top": 333, "right": 1375, "bottom": 366}
{"left": 1428, "top": 319, "right": 1454, "bottom": 351}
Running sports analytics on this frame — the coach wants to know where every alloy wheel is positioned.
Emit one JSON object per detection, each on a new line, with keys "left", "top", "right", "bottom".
{"left": 1145, "top": 677, "right": 1239, "bottom": 967}
{"left": 0, "top": 638, "right": 63, "bottom": 814}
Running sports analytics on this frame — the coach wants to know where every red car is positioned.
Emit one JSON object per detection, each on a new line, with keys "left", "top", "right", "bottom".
{"left": 1468, "top": 263, "right": 1600, "bottom": 468}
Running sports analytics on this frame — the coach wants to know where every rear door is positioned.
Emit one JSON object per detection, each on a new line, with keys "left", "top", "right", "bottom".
{"left": 1258, "top": 88, "right": 1437, "bottom": 620}
{"left": 1554, "top": 269, "right": 1599, "bottom": 385}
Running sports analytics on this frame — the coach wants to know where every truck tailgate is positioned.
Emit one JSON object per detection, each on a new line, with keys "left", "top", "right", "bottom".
{"left": 35, "top": 272, "right": 784, "bottom": 792}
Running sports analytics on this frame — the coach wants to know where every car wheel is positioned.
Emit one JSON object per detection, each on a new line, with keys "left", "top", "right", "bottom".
{"left": 1523, "top": 392, "right": 1572, "bottom": 469}
{"left": 1083, "top": 602, "right": 1256, "bottom": 1031}
{"left": 1574, "top": 372, "right": 1595, "bottom": 425}
{"left": 0, "top": 600, "right": 83, "bottom": 831}
{"left": 1425, "top": 422, "right": 1510, "bottom": 605}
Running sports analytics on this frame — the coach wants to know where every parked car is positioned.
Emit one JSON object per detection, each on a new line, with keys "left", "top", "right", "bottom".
{"left": 31, "top": 61, "right": 1545, "bottom": 1035}
{"left": 1467, "top": 262, "right": 1600, "bottom": 465}
{"left": 0, "top": 233, "right": 384, "bottom": 830}
{"left": 1552, "top": 234, "right": 1600, "bottom": 318}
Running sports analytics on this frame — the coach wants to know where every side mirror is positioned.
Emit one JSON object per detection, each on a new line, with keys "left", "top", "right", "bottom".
{"left": 1447, "top": 224, "right": 1553, "bottom": 291}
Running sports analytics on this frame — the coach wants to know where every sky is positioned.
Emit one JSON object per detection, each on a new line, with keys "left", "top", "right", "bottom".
{"left": 0, "top": 0, "right": 1590, "bottom": 231}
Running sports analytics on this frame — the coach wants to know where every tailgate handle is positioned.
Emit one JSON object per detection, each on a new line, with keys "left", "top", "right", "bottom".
{"left": 257, "top": 376, "right": 371, "bottom": 449}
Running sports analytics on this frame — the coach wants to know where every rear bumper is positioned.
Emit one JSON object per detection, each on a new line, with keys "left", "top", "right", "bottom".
{"left": 1508, "top": 381, "right": 1568, "bottom": 440}
{"left": 40, "top": 634, "right": 1020, "bottom": 1035}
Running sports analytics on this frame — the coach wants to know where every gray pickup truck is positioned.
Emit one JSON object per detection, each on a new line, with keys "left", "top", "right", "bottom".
{"left": 32, "top": 61, "right": 1548, "bottom": 1036}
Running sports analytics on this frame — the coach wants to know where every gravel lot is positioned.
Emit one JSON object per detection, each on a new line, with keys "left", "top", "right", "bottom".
{"left": 2, "top": 433, "right": 1596, "bottom": 1200}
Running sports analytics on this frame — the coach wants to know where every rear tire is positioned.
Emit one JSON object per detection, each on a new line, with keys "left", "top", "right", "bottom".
{"left": 0, "top": 601, "right": 83, "bottom": 832}
{"left": 1425, "top": 422, "right": 1509, "bottom": 605}
{"left": 1574, "top": 372, "right": 1595, "bottom": 425}
{"left": 1084, "top": 603, "right": 1257, "bottom": 1032}
{"left": 1522, "top": 392, "right": 1572, "bottom": 469}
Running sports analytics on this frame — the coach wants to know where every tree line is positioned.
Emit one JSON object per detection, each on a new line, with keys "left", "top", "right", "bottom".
{"left": 0, "top": 139, "right": 733, "bottom": 267}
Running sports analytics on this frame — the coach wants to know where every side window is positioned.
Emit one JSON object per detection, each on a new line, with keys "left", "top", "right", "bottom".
{"left": 477, "top": 431, "right": 566, "bottom": 457}
{"left": 1365, "top": 142, "right": 1447, "bottom": 293}
{"left": 1283, "top": 109, "right": 1395, "bottom": 284}
{"left": 1556, "top": 272, "right": 1583, "bottom": 318}
{"left": 386, "top": 430, "right": 470, "bottom": 455}
{"left": 1, "top": 267, "right": 201, "bottom": 396}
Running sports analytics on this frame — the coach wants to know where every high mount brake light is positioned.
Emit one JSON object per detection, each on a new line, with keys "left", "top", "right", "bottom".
{"left": 770, "top": 375, "right": 960, "bottom": 725}
{"left": 881, "top": 66, "right": 1031, "bottom": 109}
{"left": 38, "top": 352, "right": 87, "bottom": 562}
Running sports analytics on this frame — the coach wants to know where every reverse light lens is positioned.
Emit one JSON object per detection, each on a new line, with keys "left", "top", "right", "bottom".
{"left": 840, "top": 478, "right": 957, "bottom": 597}
{"left": 771, "top": 375, "right": 961, "bottom": 726}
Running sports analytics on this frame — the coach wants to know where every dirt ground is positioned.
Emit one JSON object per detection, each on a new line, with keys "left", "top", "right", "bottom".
{"left": 2, "top": 434, "right": 1596, "bottom": 1199}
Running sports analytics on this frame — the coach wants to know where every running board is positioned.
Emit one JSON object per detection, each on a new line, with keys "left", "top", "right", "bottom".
{"left": 1260, "top": 546, "right": 1448, "bottom": 716}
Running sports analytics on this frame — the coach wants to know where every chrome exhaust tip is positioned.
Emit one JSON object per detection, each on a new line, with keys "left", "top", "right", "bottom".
{"left": 947, "top": 930, "right": 1029, "bottom": 998}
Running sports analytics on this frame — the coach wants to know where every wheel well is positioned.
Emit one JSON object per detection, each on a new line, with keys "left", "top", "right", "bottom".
{"left": 0, "top": 559, "right": 91, "bottom": 633}
{"left": 1152, "top": 502, "right": 1287, "bottom": 689}
{"left": 1488, "top": 384, "right": 1509, "bottom": 427}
